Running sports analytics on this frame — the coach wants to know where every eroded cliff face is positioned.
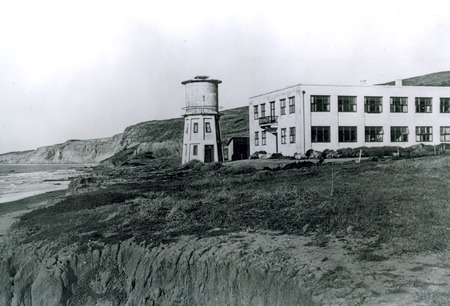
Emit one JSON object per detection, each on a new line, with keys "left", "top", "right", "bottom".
{"left": 0, "top": 106, "right": 248, "bottom": 164}
{"left": 0, "top": 234, "right": 316, "bottom": 306}
{"left": 0, "top": 135, "right": 123, "bottom": 164}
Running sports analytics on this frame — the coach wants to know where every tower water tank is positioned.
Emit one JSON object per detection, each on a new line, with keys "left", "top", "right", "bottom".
{"left": 181, "top": 76, "right": 223, "bottom": 164}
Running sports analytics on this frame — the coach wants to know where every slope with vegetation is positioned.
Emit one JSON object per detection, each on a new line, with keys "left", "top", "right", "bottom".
{"left": 1, "top": 155, "right": 450, "bottom": 305}
{"left": 382, "top": 70, "right": 450, "bottom": 86}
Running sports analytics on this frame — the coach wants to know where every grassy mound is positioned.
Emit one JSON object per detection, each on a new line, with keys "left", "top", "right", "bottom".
{"left": 15, "top": 156, "right": 450, "bottom": 255}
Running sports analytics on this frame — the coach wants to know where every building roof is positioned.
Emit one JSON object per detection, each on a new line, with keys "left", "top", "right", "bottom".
{"left": 181, "top": 76, "right": 222, "bottom": 85}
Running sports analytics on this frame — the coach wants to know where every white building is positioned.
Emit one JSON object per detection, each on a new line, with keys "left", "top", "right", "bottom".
{"left": 249, "top": 80, "right": 450, "bottom": 156}
{"left": 182, "top": 76, "right": 223, "bottom": 164}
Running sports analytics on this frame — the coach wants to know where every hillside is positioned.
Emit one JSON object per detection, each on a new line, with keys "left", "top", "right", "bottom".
{"left": 382, "top": 70, "right": 450, "bottom": 86}
{"left": 2, "top": 155, "right": 450, "bottom": 304}
{"left": 0, "top": 106, "right": 249, "bottom": 164}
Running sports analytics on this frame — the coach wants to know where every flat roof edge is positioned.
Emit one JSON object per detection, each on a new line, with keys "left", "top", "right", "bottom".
{"left": 249, "top": 83, "right": 450, "bottom": 99}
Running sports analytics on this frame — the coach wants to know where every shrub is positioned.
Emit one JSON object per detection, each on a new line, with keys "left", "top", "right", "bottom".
{"left": 250, "top": 150, "right": 267, "bottom": 159}
{"left": 269, "top": 153, "right": 284, "bottom": 159}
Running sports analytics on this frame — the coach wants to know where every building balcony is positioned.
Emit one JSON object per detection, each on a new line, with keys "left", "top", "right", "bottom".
{"left": 258, "top": 115, "right": 278, "bottom": 127}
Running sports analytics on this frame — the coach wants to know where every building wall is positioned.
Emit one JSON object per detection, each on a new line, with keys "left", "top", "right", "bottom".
{"left": 182, "top": 115, "right": 221, "bottom": 164}
{"left": 249, "top": 83, "right": 450, "bottom": 156}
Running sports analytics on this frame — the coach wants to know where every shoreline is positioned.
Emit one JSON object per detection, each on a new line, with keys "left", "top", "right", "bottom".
{"left": 0, "top": 189, "right": 67, "bottom": 216}
{"left": 0, "top": 190, "right": 67, "bottom": 239}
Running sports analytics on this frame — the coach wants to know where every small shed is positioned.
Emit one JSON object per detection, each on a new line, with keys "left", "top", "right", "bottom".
{"left": 225, "top": 137, "right": 249, "bottom": 161}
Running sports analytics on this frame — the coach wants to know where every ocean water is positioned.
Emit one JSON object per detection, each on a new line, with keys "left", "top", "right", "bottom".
{"left": 0, "top": 164, "right": 90, "bottom": 204}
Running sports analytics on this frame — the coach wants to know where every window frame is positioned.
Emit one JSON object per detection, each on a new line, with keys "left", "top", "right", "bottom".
{"left": 261, "top": 130, "right": 267, "bottom": 145}
{"left": 281, "top": 128, "right": 287, "bottom": 144}
{"left": 390, "top": 126, "right": 409, "bottom": 142}
{"left": 311, "top": 126, "right": 331, "bottom": 143}
{"left": 311, "top": 95, "right": 330, "bottom": 112}
{"left": 269, "top": 101, "right": 276, "bottom": 117}
{"left": 260, "top": 103, "right": 266, "bottom": 117}
{"left": 193, "top": 122, "right": 198, "bottom": 133}
{"left": 365, "top": 96, "right": 383, "bottom": 113}
{"left": 440, "top": 98, "right": 450, "bottom": 113}
{"left": 280, "top": 99, "right": 286, "bottom": 115}
{"left": 390, "top": 97, "right": 408, "bottom": 113}
{"left": 193, "top": 145, "right": 198, "bottom": 156}
{"left": 288, "top": 97, "right": 295, "bottom": 114}
{"left": 253, "top": 105, "right": 259, "bottom": 120}
{"left": 338, "top": 126, "right": 357, "bottom": 143}
{"left": 205, "top": 122, "right": 211, "bottom": 133}
{"left": 415, "top": 97, "right": 432, "bottom": 113}
{"left": 415, "top": 126, "right": 433, "bottom": 142}
{"left": 365, "top": 126, "right": 384, "bottom": 142}
{"left": 255, "top": 131, "right": 259, "bottom": 146}
{"left": 338, "top": 96, "right": 357, "bottom": 112}
{"left": 289, "top": 127, "right": 296, "bottom": 143}
{"left": 440, "top": 126, "right": 450, "bottom": 142}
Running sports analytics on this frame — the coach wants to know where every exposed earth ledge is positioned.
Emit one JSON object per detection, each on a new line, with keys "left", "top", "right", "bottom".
{"left": 1, "top": 229, "right": 449, "bottom": 305}
{"left": 2, "top": 155, "right": 450, "bottom": 305}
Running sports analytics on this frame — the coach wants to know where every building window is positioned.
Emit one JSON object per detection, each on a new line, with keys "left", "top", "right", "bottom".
{"left": 193, "top": 145, "right": 198, "bottom": 156}
{"left": 270, "top": 101, "right": 275, "bottom": 117}
{"left": 290, "top": 127, "right": 296, "bottom": 143}
{"left": 262, "top": 131, "right": 267, "bottom": 145}
{"left": 365, "top": 97, "right": 383, "bottom": 113}
{"left": 338, "top": 96, "right": 356, "bottom": 112}
{"left": 440, "top": 126, "right": 450, "bottom": 142}
{"left": 253, "top": 105, "right": 259, "bottom": 120}
{"left": 415, "top": 98, "right": 432, "bottom": 113}
{"left": 205, "top": 122, "right": 211, "bottom": 133}
{"left": 391, "top": 126, "right": 409, "bottom": 142}
{"left": 281, "top": 128, "right": 287, "bottom": 144}
{"left": 440, "top": 98, "right": 450, "bottom": 113}
{"left": 311, "top": 126, "right": 330, "bottom": 143}
{"left": 193, "top": 122, "right": 198, "bottom": 133}
{"left": 280, "top": 99, "right": 286, "bottom": 115}
{"left": 255, "top": 132, "right": 259, "bottom": 146}
{"left": 311, "top": 95, "right": 330, "bottom": 112}
{"left": 416, "top": 126, "right": 433, "bottom": 142}
{"left": 339, "top": 126, "right": 357, "bottom": 142}
{"left": 260, "top": 104, "right": 266, "bottom": 117}
{"left": 365, "top": 126, "right": 384, "bottom": 142}
{"left": 289, "top": 97, "right": 295, "bottom": 113}
{"left": 390, "top": 97, "right": 408, "bottom": 113}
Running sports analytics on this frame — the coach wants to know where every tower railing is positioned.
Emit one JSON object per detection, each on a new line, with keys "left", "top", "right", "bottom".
{"left": 182, "top": 105, "right": 222, "bottom": 115}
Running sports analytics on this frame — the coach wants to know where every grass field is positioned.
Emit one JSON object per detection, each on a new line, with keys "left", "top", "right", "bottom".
{"left": 14, "top": 155, "right": 450, "bottom": 258}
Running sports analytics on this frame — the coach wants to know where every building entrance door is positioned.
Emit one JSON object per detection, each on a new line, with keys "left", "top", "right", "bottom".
{"left": 204, "top": 145, "right": 214, "bottom": 163}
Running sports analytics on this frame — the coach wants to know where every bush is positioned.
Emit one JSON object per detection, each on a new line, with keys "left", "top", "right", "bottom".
{"left": 250, "top": 150, "right": 267, "bottom": 159}
{"left": 269, "top": 153, "right": 284, "bottom": 159}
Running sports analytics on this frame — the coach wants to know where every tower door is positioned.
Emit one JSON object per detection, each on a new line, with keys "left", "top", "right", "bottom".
{"left": 204, "top": 145, "right": 214, "bottom": 163}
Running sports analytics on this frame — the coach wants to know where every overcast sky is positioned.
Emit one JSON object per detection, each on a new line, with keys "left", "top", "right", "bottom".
{"left": 1, "top": 0, "right": 450, "bottom": 154}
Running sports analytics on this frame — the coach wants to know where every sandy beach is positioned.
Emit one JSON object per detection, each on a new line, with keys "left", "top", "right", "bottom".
{"left": 0, "top": 190, "right": 66, "bottom": 239}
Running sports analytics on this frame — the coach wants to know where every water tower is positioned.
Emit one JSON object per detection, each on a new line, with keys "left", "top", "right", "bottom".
{"left": 181, "top": 76, "right": 223, "bottom": 164}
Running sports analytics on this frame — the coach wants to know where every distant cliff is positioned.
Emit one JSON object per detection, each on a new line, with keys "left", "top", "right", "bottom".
{"left": 0, "top": 107, "right": 248, "bottom": 164}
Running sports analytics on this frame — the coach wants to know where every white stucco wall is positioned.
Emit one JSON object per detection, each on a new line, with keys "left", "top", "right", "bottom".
{"left": 249, "top": 83, "right": 450, "bottom": 156}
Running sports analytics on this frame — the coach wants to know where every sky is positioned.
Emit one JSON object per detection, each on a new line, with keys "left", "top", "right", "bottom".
{"left": 1, "top": 0, "right": 450, "bottom": 154}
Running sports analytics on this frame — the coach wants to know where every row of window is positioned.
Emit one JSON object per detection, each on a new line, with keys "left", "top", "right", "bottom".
{"left": 255, "top": 126, "right": 450, "bottom": 145}
{"left": 255, "top": 127, "right": 297, "bottom": 146}
{"left": 186, "top": 122, "right": 212, "bottom": 134}
{"left": 254, "top": 97, "right": 296, "bottom": 119}
{"left": 310, "top": 126, "right": 450, "bottom": 143}
{"left": 253, "top": 96, "right": 450, "bottom": 119}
